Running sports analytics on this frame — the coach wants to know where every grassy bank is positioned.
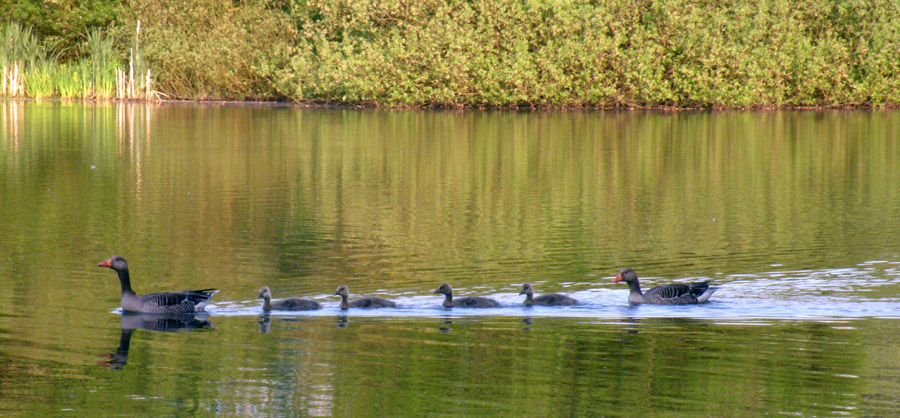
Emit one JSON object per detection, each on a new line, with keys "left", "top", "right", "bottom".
{"left": 4, "top": 0, "right": 900, "bottom": 108}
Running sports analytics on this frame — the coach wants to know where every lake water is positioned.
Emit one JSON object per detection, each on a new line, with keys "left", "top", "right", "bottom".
{"left": 1, "top": 101, "right": 900, "bottom": 416}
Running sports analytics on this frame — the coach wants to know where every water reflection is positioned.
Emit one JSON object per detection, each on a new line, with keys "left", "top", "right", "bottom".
{"left": 438, "top": 317, "right": 453, "bottom": 334}
{"left": 520, "top": 316, "right": 533, "bottom": 331}
{"left": 257, "top": 314, "right": 271, "bottom": 334}
{"left": 99, "top": 313, "right": 213, "bottom": 369}
{"left": 98, "top": 329, "right": 133, "bottom": 369}
{"left": 257, "top": 313, "right": 355, "bottom": 331}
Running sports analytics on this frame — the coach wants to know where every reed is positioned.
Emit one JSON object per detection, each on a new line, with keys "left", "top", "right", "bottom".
{"left": 24, "top": 58, "right": 53, "bottom": 99}
{"left": 86, "top": 28, "right": 118, "bottom": 99}
{"left": 1, "top": 21, "right": 154, "bottom": 100}
{"left": 115, "top": 21, "right": 156, "bottom": 100}
{"left": 0, "top": 23, "right": 41, "bottom": 68}
{"left": 1, "top": 23, "right": 42, "bottom": 97}
{"left": 53, "top": 62, "right": 90, "bottom": 99}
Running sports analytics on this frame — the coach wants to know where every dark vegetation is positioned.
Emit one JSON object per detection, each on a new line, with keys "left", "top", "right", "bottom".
{"left": 2, "top": 0, "right": 899, "bottom": 108}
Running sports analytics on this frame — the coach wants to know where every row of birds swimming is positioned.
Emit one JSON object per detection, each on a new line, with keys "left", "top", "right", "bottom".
{"left": 97, "top": 256, "right": 719, "bottom": 314}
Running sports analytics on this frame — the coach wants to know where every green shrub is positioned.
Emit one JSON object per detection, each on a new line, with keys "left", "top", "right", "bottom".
{"left": 113, "top": 0, "right": 295, "bottom": 100}
{"left": 269, "top": 0, "right": 900, "bottom": 108}
{"left": 0, "top": 0, "right": 119, "bottom": 61}
{"left": 6, "top": 0, "right": 900, "bottom": 107}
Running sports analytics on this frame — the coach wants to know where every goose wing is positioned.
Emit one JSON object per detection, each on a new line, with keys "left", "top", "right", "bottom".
{"left": 137, "top": 289, "right": 219, "bottom": 313}
{"left": 644, "top": 281, "right": 711, "bottom": 305}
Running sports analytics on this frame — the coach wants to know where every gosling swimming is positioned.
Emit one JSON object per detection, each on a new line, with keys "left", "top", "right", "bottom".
{"left": 519, "top": 283, "right": 577, "bottom": 306}
{"left": 334, "top": 284, "right": 397, "bottom": 309}
{"left": 257, "top": 286, "right": 321, "bottom": 311}
{"left": 433, "top": 283, "right": 500, "bottom": 308}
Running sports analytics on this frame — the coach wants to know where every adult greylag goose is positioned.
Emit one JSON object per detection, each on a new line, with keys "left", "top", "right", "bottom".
{"left": 613, "top": 268, "right": 716, "bottom": 305}
{"left": 97, "top": 256, "right": 218, "bottom": 314}
{"left": 334, "top": 285, "right": 396, "bottom": 309}
{"left": 519, "top": 283, "right": 577, "bottom": 306}
{"left": 257, "top": 286, "right": 321, "bottom": 311}
{"left": 433, "top": 283, "right": 500, "bottom": 308}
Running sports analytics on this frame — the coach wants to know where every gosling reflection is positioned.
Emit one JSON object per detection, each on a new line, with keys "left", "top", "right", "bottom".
{"left": 337, "top": 315, "right": 349, "bottom": 328}
{"left": 521, "top": 316, "right": 533, "bottom": 331}
{"left": 438, "top": 317, "right": 453, "bottom": 334}
{"left": 99, "top": 313, "right": 213, "bottom": 369}
{"left": 257, "top": 314, "right": 323, "bottom": 332}
{"left": 258, "top": 314, "right": 272, "bottom": 334}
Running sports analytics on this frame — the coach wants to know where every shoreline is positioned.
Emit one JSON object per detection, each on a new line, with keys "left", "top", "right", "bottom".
{"left": 2, "top": 97, "right": 895, "bottom": 112}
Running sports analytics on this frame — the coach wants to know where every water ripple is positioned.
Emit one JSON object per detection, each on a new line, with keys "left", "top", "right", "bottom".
{"left": 203, "top": 264, "right": 900, "bottom": 320}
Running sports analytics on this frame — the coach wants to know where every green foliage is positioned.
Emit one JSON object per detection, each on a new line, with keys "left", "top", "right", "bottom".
{"left": 0, "top": 0, "right": 119, "bottom": 60}
{"left": 86, "top": 28, "right": 118, "bottom": 98}
{"left": 4, "top": 0, "right": 900, "bottom": 107}
{"left": 266, "top": 0, "right": 900, "bottom": 108}
{"left": 3, "top": 22, "right": 122, "bottom": 99}
{"left": 0, "top": 22, "right": 41, "bottom": 68}
{"left": 24, "top": 57, "right": 53, "bottom": 98}
{"left": 113, "top": 0, "right": 295, "bottom": 100}
{"left": 53, "top": 61, "right": 91, "bottom": 99}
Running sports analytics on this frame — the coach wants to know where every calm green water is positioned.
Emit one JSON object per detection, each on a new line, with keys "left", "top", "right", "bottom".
{"left": 2, "top": 101, "right": 900, "bottom": 417}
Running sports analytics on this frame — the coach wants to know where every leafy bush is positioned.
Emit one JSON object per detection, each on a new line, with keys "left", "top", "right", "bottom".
{"left": 114, "top": 0, "right": 295, "bottom": 100}
{"left": 268, "top": 0, "right": 900, "bottom": 108}
{"left": 5, "top": 0, "right": 900, "bottom": 107}
{"left": 0, "top": 0, "right": 118, "bottom": 60}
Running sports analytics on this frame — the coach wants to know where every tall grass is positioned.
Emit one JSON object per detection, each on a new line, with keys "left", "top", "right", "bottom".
{"left": 0, "top": 23, "right": 41, "bottom": 68}
{"left": 1, "top": 23, "right": 42, "bottom": 96}
{"left": 24, "top": 58, "right": 54, "bottom": 99}
{"left": 1, "top": 22, "right": 151, "bottom": 100}
{"left": 86, "top": 28, "right": 118, "bottom": 98}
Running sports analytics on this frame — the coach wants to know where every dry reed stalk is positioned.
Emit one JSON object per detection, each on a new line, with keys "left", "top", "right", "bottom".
{"left": 144, "top": 69, "right": 151, "bottom": 100}
{"left": 128, "top": 49, "right": 134, "bottom": 99}
{"left": 11, "top": 62, "right": 19, "bottom": 97}
{"left": 117, "top": 68, "right": 125, "bottom": 99}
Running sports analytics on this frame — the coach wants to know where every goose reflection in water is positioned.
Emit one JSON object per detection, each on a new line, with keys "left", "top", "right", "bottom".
{"left": 438, "top": 318, "right": 453, "bottom": 334}
{"left": 520, "top": 316, "right": 533, "bottom": 331}
{"left": 99, "top": 313, "right": 213, "bottom": 369}
{"left": 258, "top": 314, "right": 272, "bottom": 334}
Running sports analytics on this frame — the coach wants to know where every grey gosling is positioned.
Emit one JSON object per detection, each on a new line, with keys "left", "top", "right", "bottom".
{"left": 519, "top": 283, "right": 577, "bottom": 306}
{"left": 257, "top": 286, "right": 321, "bottom": 311}
{"left": 433, "top": 283, "right": 500, "bottom": 308}
{"left": 334, "top": 284, "right": 397, "bottom": 309}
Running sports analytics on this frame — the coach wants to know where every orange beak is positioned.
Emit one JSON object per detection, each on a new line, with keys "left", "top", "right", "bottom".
{"left": 612, "top": 273, "right": 622, "bottom": 283}
{"left": 97, "top": 259, "right": 112, "bottom": 268}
